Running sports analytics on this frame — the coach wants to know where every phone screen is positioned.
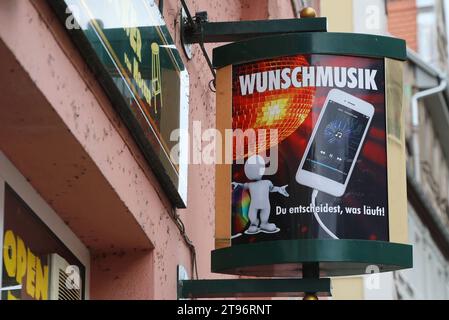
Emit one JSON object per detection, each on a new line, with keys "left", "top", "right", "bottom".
{"left": 302, "top": 100, "right": 370, "bottom": 184}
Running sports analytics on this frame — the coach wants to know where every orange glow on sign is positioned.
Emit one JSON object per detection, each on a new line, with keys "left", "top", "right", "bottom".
{"left": 233, "top": 55, "right": 315, "bottom": 159}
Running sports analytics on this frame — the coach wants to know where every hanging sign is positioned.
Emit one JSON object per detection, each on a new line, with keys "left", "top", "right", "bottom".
{"left": 213, "top": 32, "right": 412, "bottom": 277}
{"left": 231, "top": 54, "right": 388, "bottom": 244}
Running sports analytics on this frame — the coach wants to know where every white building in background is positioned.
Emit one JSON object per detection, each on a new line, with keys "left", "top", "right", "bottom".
{"left": 362, "top": 0, "right": 449, "bottom": 300}
{"left": 318, "top": 0, "right": 449, "bottom": 299}
{"left": 417, "top": 0, "right": 439, "bottom": 65}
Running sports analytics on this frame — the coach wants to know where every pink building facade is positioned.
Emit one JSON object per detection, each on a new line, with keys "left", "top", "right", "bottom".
{"left": 0, "top": 0, "right": 308, "bottom": 299}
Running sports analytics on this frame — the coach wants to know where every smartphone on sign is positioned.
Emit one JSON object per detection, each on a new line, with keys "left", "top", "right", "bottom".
{"left": 296, "top": 89, "right": 374, "bottom": 197}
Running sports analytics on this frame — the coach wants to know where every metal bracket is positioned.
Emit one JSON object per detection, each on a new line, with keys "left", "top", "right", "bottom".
{"left": 180, "top": 13, "right": 327, "bottom": 45}
{"left": 180, "top": 7, "right": 216, "bottom": 83}
{"left": 177, "top": 278, "right": 332, "bottom": 299}
{"left": 179, "top": 0, "right": 326, "bottom": 81}
{"left": 180, "top": 7, "right": 193, "bottom": 60}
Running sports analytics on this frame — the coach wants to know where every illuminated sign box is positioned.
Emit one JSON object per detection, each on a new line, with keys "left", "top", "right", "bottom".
{"left": 213, "top": 32, "right": 412, "bottom": 277}
{"left": 49, "top": 0, "right": 189, "bottom": 207}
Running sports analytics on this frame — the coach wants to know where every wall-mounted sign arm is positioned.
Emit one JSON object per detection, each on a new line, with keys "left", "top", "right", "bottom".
{"left": 180, "top": 6, "right": 216, "bottom": 84}
{"left": 179, "top": 0, "right": 326, "bottom": 84}
{"left": 182, "top": 15, "right": 328, "bottom": 44}
{"left": 177, "top": 278, "right": 331, "bottom": 299}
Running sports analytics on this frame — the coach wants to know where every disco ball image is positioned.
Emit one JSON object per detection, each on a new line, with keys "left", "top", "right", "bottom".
{"left": 233, "top": 55, "right": 316, "bottom": 160}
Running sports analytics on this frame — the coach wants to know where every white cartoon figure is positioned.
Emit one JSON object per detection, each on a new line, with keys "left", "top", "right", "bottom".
{"left": 232, "top": 155, "right": 289, "bottom": 235}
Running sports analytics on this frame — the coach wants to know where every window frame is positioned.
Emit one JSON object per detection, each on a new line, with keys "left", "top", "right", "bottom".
{"left": 0, "top": 151, "right": 90, "bottom": 300}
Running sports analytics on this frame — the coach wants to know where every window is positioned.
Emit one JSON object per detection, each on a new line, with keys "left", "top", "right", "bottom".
{"left": 0, "top": 152, "right": 89, "bottom": 300}
{"left": 417, "top": 0, "right": 438, "bottom": 66}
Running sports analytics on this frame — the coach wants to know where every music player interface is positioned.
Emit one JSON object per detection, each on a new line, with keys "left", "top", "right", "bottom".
{"left": 302, "top": 100, "right": 370, "bottom": 183}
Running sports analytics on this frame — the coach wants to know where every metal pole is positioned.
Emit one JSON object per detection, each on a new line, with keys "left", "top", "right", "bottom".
{"left": 302, "top": 262, "right": 320, "bottom": 300}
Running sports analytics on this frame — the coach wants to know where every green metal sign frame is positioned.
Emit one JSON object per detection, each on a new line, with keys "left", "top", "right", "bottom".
{"left": 183, "top": 17, "right": 328, "bottom": 44}
{"left": 207, "top": 19, "right": 411, "bottom": 298}
{"left": 211, "top": 30, "right": 411, "bottom": 279}
{"left": 211, "top": 239, "right": 413, "bottom": 277}
{"left": 213, "top": 32, "right": 407, "bottom": 69}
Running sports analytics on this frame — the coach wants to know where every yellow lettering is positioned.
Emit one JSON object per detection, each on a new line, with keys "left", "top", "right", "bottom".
{"left": 16, "top": 236, "right": 26, "bottom": 285}
{"left": 129, "top": 28, "right": 136, "bottom": 52}
{"left": 135, "top": 29, "right": 142, "bottom": 62}
{"left": 129, "top": 28, "right": 142, "bottom": 62}
{"left": 35, "top": 257, "right": 49, "bottom": 300}
{"left": 3, "top": 230, "right": 16, "bottom": 277}
{"left": 7, "top": 291, "right": 19, "bottom": 300}
{"left": 26, "top": 249, "right": 36, "bottom": 298}
{"left": 3, "top": 230, "right": 49, "bottom": 300}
